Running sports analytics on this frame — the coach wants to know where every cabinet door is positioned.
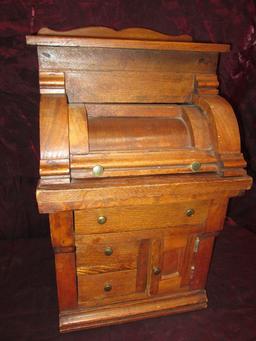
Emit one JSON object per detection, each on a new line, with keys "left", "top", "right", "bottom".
{"left": 149, "top": 231, "right": 197, "bottom": 296}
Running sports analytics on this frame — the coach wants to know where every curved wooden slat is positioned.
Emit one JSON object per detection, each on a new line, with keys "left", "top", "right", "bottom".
{"left": 38, "top": 26, "right": 192, "bottom": 41}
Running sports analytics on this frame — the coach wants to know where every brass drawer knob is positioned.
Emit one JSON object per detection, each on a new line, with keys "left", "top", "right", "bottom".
{"left": 190, "top": 161, "right": 201, "bottom": 172}
{"left": 104, "top": 246, "right": 113, "bottom": 256}
{"left": 92, "top": 165, "right": 104, "bottom": 177}
{"left": 104, "top": 283, "right": 112, "bottom": 292}
{"left": 186, "top": 208, "right": 195, "bottom": 217}
{"left": 97, "top": 216, "right": 107, "bottom": 224}
{"left": 153, "top": 266, "right": 161, "bottom": 275}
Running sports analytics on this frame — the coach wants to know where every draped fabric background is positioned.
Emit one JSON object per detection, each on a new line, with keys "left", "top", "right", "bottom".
{"left": 0, "top": 1, "right": 256, "bottom": 340}
{"left": 0, "top": 0, "right": 256, "bottom": 238}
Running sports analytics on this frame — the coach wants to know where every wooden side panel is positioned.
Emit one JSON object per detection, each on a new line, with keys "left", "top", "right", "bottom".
{"left": 49, "top": 211, "right": 77, "bottom": 311}
{"left": 205, "top": 198, "right": 229, "bottom": 232}
{"left": 39, "top": 95, "right": 70, "bottom": 183}
{"left": 49, "top": 211, "right": 74, "bottom": 248}
{"left": 55, "top": 253, "right": 78, "bottom": 310}
{"left": 193, "top": 95, "right": 241, "bottom": 153}
{"left": 190, "top": 236, "right": 215, "bottom": 290}
{"left": 65, "top": 71, "right": 194, "bottom": 103}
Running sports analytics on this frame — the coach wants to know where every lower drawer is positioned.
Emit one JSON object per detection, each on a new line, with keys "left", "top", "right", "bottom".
{"left": 77, "top": 269, "right": 141, "bottom": 306}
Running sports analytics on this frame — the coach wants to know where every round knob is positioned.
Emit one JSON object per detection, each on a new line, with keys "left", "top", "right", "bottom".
{"left": 153, "top": 266, "right": 161, "bottom": 275}
{"left": 104, "top": 283, "right": 112, "bottom": 292}
{"left": 190, "top": 161, "right": 201, "bottom": 172}
{"left": 186, "top": 208, "right": 195, "bottom": 217}
{"left": 97, "top": 216, "right": 107, "bottom": 224}
{"left": 104, "top": 246, "right": 113, "bottom": 256}
{"left": 92, "top": 165, "right": 104, "bottom": 177}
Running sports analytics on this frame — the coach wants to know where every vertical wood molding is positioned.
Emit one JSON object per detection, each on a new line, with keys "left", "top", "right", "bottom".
{"left": 50, "top": 211, "right": 77, "bottom": 310}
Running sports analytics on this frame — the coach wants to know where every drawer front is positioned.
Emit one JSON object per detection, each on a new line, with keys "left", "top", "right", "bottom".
{"left": 76, "top": 231, "right": 151, "bottom": 306}
{"left": 75, "top": 201, "right": 209, "bottom": 234}
{"left": 78, "top": 270, "right": 138, "bottom": 306}
{"left": 76, "top": 234, "right": 140, "bottom": 272}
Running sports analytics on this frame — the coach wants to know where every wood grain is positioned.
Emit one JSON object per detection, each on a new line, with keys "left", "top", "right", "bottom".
{"left": 69, "top": 104, "right": 89, "bottom": 155}
{"left": 85, "top": 104, "right": 183, "bottom": 118}
{"left": 49, "top": 211, "right": 74, "bottom": 248}
{"left": 59, "top": 290, "right": 207, "bottom": 331}
{"left": 39, "top": 71, "right": 65, "bottom": 94}
{"left": 78, "top": 269, "right": 138, "bottom": 305}
{"left": 37, "top": 26, "right": 193, "bottom": 41}
{"left": 31, "top": 27, "right": 251, "bottom": 332}
{"left": 55, "top": 253, "right": 77, "bottom": 310}
{"left": 65, "top": 71, "right": 194, "bottom": 103}
{"left": 88, "top": 116, "right": 191, "bottom": 151}
{"left": 193, "top": 95, "right": 241, "bottom": 153}
{"left": 37, "top": 46, "right": 218, "bottom": 74}
{"left": 37, "top": 174, "right": 252, "bottom": 213}
{"left": 190, "top": 235, "right": 215, "bottom": 290}
{"left": 75, "top": 201, "right": 210, "bottom": 234}
{"left": 39, "top": 95, "right": 70, "bottom": 182}
{"left": 27, "top": 34, "right": 230, "bottom": 52}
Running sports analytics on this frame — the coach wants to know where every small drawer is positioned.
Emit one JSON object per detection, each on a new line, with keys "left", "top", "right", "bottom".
{"left": 77, "top": 269, "right": 137, "bottom": 305}
{"left": 76, "top": 233, "right": 140, "bottom": 272}
{"left": 75, "top": 201, "right": 209, "bottom": 234}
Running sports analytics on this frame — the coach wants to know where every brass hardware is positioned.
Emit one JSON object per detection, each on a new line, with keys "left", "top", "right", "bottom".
{"left": 191, "top": 265, "right": 195, "bottom": 271}
{"left": 92, "top": 165, "right": 104, "bottom": 177}
{"left": 193, "top": 237, "right": 200, "bottom": 253}
{"left": 97, "top": 216, "right": 107, "bottom": 224}
{"left": 104, "top": 283, "right": 112, "bottom": 292}
{"left": 190, "top": 161, "right": 201, "bottom": 172}
{"left": 186, "top": 208, "right": 195, "bottom": 217}
{"left": 104, "top": 246, "right": 113, "bottom": 256}
{"left": 153, "top": 266, "right": 161, "bottom": 275}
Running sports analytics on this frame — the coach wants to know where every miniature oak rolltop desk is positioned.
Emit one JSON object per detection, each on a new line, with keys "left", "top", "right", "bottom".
{"left": 27, "top": 27, "right": 252, "bottom": 332}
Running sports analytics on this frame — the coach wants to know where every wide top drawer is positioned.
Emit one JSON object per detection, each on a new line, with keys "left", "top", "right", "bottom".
{"left": 75, "top": 200, "right": 210, "bottom": 235}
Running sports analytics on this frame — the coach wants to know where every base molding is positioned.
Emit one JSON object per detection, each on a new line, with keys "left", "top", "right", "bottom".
{"left": 60, "top": 290, "right": 207, "bottom": 333}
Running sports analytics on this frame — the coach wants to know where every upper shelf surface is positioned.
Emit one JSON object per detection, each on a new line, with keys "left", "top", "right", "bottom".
{"left": 26, "top": 26, "right": 230, "bottom": 53}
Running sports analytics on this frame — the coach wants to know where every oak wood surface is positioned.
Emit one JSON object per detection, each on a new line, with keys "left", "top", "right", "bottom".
{"left": 30, "top": 27, "right": 252, "bottom": 332}
{"left": 37, "top": 26, "right": 193, "bottom": 41}
{"left": 69, "top": 104, "right": 89, "bottom": 155}
{"left": 65, "top": 71, "right": 194, "bottom": 103}
{"left": 88, "top": 117, "right": 191, "bottom": 151}
{"left": 37, "top": 47, "right": 218, "bottom": 75}
{"left": 59, "top": 290, "right": 207, "bottom": 332}
{"left": 37, "top": 174, "right": 252, "bottom": 213}
{"left": 27, "top": 34, "right": 229, "bottom": 52}
{"left": 75, "top": 201, "right": 209, "bottom": 234}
